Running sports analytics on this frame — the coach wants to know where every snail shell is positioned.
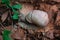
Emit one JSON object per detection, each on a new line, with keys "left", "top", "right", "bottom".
{"left": 26, "top": 10, "right": 49, "bottom": 26}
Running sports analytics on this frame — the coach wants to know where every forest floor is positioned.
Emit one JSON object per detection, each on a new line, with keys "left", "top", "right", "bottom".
{"left": 0, "top": 0, "right": 60, "bottom": 40}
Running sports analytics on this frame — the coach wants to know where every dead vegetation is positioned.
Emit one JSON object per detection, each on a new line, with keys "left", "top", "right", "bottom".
{"left": 0, "top": 0, "right": 60, "bottom": 40}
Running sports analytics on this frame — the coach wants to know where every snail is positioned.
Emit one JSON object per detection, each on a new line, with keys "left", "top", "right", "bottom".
{"left": 25, "top": 10, "right": 49, "bottom": 27}
{"left": 19, "top": 10, "right": 49, "bottom": 29}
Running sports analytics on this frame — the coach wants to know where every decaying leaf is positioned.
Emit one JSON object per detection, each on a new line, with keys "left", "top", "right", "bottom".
{"left": 51, "top": 0, "right": 60, "bottom": 2}
{"left": 55, "top": 11, "right": 60, "bottom": 26}
{"left": 20, "top": 3, "right": 33, "bottom": 16}
{"left": 11, "top": 28, "right": 25, "bottom": 39}
{"left": 0, "top": 35, "right": 3, "bottom": 40}
{"left": 50, "top": 5, "right": 58, "bottom": 12}
{"left": 1, "top": 11, "right": 8, "bottom": 22}
{"left": 45, "top": 30, "right": 54, "bottom": 39}
{"left": 0, "top": 0, "right": 60, "bottom": 40}
{"left": 40, "top": 3, "right": 51, "bottom": 12}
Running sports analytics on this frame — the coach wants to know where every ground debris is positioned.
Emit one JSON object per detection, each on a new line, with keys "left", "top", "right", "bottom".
{"left": 0, "top": 0, "right": 60, "bottom": 40}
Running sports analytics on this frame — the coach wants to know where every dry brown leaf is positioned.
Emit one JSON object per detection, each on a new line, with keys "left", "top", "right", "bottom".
{"left": 5, "top": 26, "right": 13, "bottom": 31}
{"left": 1, "top": 11, "right": 8, "bottom": 22}
{"left": 52, "top": 0, "right": 60, "bottom": 2}
{"left": 0, "top": 35, "right": 3, "bottom": 40}
{"left": 11, "top": 28, "right": 25, "bottom": 39}
{"left": 20, "top": 3, "right": 33, "bottom": 16}
{"left": 40, "top": 3, "right": 51, "bottom": 12}
{"left": 45, "top": 30, "right": 54, "bottom": 39}
{"left": 28, "top": 30, "right": 35, "bottom": 34}
{"left": 45, "top": 23, "right": 54, "bottom": 32}
{"left": 50, "top": 5, "right": 58, "bottom": 12}
{"left": 45, "top": 0, "right": 60, "bottom": 2}
{"left": 55, "top": 11, "right": 60, "bottom": 26}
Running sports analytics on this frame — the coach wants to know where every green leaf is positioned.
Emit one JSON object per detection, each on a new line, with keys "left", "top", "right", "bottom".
{"left": 1, "top": 0, "right": 10, "bottom": 4}
{"left": 12, "top": 4, "right": 22, "bottom": 10}
{"left": 12, "top": 14, "right": 19, "bottom": 20}
{"left": 2, "top": 30, "right": 11, "bottom": 40}
{"left": 3, "top": 30, "right": 11, "bottom": 35}
{"left": 12, "top": 8, "right": 19, "bottom": 20}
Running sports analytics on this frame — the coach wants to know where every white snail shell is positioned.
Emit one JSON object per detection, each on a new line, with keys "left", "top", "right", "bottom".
{"left": 26, "top": 10, "right": 49, "bottom": 26}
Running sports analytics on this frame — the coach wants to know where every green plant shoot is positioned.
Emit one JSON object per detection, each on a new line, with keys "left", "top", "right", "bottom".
{"left": 2, "top": 30, "right": 12, "bottom": 40}
{"left": 1, "top": 0, "right": 22, "bottom": 20}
